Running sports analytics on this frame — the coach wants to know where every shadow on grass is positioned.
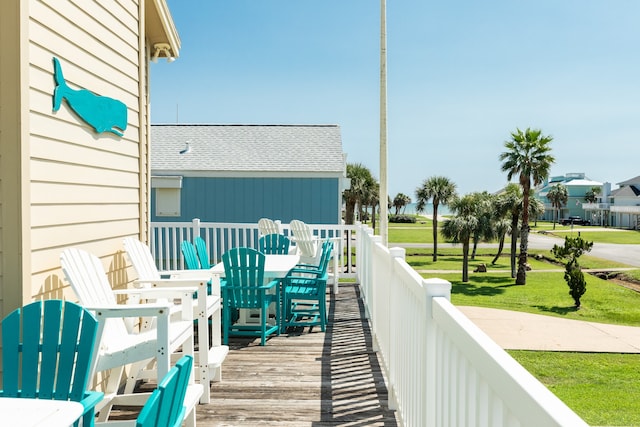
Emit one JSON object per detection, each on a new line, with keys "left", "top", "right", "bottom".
{"left": 452, "top": 275, "right": 520, "bottom": 297}
{"left": 533, "top": 305, "right": 579, "bottom": 316}
{"left": 408, "top": 256, "right": 471, "bottom": 269}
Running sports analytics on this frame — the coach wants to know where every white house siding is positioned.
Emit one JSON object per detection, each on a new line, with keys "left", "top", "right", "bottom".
{"left": 27, "top": 0, "right": 146, "bottom": 302}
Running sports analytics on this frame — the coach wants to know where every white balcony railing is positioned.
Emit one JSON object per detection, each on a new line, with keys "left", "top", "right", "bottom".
{"left": 583, "top": 202, "right": 610, "bottom": 210}
{"left": 150, "top": 220, "right": 587, "bottom": 427}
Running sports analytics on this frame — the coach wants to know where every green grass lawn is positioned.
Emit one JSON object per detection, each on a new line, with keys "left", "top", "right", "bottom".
{"left": 509, "top": 351, "right": 640, "bottom": 426}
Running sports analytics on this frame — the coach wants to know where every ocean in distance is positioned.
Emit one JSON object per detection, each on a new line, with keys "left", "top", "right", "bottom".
{"left": 397, "top": 202, "right": 451, "bottom": 217}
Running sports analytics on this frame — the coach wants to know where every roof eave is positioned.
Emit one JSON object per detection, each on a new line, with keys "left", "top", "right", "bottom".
{"left": 145, "top": 0, "right": 181, "bottom": 59}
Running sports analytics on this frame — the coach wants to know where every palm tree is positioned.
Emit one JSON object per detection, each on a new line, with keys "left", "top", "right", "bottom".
{"left": 365, "top": 181, "right": 380, "bottom": 231}
{"left": 415, "top": 176, "right": 457, "bottom": 261}
{"left": 499, "top": 128, "right": 555, "bottom": 285}
{"left": 499, "top": 183, "right": 523, "bottom": 277}
{"left": 469, "top": 192, "right": 496, "bottom": 260}
{"left": 547, "top": 183, "right": 568, "bottom": 229}
{"left": 490, "top": 185, "right": 520, "bottom": 265}
{"left": 343, "top": 163, "right": 375, "bottom": 225}
{"left": 392, "top": 193, "right": 411, "bottom": 215}
{"left": 441, "top": 194, "right": 479, "bottom": 282}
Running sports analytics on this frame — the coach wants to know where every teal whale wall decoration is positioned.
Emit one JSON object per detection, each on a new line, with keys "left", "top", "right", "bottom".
{"left": 52, "top": 57, "right": 127, "bottom": 137}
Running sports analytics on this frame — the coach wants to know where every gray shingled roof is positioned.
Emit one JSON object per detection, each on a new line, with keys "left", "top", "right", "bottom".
{"left": 151, "top": 124, "right": 345, "bottom": 175}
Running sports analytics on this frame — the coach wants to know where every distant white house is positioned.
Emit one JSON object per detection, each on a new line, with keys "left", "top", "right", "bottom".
{"left": 535, "top": 173, "right": 603, "bottom": 222}
{"left": 605, "top": 176, "right": 640, "bottom": 228}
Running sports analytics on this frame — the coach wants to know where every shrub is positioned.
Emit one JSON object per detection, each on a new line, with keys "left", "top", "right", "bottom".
{"left": 389, "top": 215, "right": 416, "bottom": 224}
{"left": 550, "top": 236, "right": 594, "bottom": 308}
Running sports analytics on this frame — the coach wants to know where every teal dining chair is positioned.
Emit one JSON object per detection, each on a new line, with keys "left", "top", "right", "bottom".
{"left": 221, "top": 247, "right": 280, "bottom": 345}
{"left": 258, "top": 233, "right": 291, "bottom": 255}
{"left": 0, "top": 299, "right": 104, "bottom": 427}
{"left": 282, "top": 240, "right": 333, "bottom": 333}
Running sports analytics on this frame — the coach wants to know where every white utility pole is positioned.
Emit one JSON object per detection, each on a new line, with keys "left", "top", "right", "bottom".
{"left": 379, "top": 0, "right": 389, "bottom": 246}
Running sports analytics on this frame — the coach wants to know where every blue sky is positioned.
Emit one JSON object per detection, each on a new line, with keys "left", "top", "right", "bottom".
{"left": 151, "top": 1, "right": 640, "bottom": 198}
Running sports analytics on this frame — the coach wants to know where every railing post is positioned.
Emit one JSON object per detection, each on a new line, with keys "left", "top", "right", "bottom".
{"left": 423, "top": 277, "right": 452, "bottom": 426}
{"left": 192, "top": 218, "right": 201, "bottom": 239}
{"left": 386, "top": 247, "right": 405, "bottom": 412}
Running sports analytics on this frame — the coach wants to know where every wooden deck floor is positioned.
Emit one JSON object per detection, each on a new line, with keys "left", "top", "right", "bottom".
{"left": 197, "top": 282, "right": 399, "bottom": 426}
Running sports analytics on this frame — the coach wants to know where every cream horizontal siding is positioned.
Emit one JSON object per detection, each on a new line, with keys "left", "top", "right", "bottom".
{"left": 31, "top": 182, "right": 141, "bottom": 207}
{"left": 32, "top": 219, "right": 140, "bottom": 255}
{"left": 30, "top": 134, "right": 140, "bottom": 170}
{"left": 31, "top": 204, "right": 140, "bottom": 228}
{"left": 28, "top": 0, "right": 144, "bottom": 299}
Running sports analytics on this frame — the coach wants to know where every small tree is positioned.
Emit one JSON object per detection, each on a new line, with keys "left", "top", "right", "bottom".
{"left": 550, "top": 236, "right": 594, "bottom": 308}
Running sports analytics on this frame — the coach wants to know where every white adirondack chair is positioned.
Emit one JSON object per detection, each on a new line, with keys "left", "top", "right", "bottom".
{"left": 258, "top": 217, "right": 280, "bottom": 236}
{"left": 289, "top": 219, "right": 320, "bottom": 264}
{"left": 59, "top": 247, "right": 197, "bottom": 423}
{"left": 123, "top": 237, "right": 228, "bottom": 404}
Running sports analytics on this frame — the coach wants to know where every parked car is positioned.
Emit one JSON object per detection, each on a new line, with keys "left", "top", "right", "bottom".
{"left": 559, "top": 216, "right": 590, "bottom": 226}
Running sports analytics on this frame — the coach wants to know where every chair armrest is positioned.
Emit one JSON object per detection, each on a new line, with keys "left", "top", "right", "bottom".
{"left": 113, "top": 287, "right": 198, "bottom": 299}
{"left": 84, "top": 303, "right": 174, "bottom": 318}
{"left": 81, "top": 390, "right": 105, "bottom": 411}
{"left": 138, "top": 276, "right": 222, "bottom": 297}
{"left": 160, "top": 269, "right": 213, "bottom": 279}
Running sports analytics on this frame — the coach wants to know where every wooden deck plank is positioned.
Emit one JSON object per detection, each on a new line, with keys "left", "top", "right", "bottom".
{"left": 198, "top": 283, "right": 399, "bottom": 426}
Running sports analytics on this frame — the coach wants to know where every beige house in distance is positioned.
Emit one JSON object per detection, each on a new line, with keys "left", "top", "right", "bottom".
{"left": 0, "top": 1, "right": 180, "bottom": 319}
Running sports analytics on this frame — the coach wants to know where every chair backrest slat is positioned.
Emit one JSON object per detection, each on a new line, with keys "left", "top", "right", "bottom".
{"left": 181, "top": 241, "right": 201, "bottom": 270}
{"left": 258, "top": 234, "right": 290, "bottom": 255}
{"left": 290, "top": 220, "right": 318, "bottom": 258}
{"left": 124, "top": 237, "right": 162, "bottom": 281}
{"left": 60, "top": 248, "right": 131, "bottom": 348}
{"left": 222, "top": 247, "right": 266, "bottom": 307}
{"left": 1, "top": 300, "right": 98, "bottom": 403}
{"left": 194, "top": 236, "right": 211, "bottom": 269}
{"left": 258, "top": 218, "right": 279, "bottom": 236}
{"left": 136, "top": 355, "right": 192, "bottom": 427}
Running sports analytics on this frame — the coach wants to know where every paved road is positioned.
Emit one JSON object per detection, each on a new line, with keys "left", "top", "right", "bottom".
{"left": 396, "top": 232, "right": 640, "bottom": 268}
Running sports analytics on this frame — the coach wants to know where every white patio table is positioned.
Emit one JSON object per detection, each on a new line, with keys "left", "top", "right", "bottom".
{"left": 210, "top": 254, "right": 300, "bottom": 279}
{"left": 211, "top": 254, "right": 300, "bottom": 325}
{"left": 0, "top": 396, "right": 84, "bottom": 427}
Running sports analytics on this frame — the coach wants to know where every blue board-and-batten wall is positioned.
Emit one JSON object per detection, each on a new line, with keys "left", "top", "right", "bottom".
{"left": 151, "top": 176, "right": 341, "bottom": 224}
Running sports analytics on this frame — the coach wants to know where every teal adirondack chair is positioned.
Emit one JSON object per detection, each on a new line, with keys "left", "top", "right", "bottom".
{"left": 95, "top": 355, "right": 202, "bottom": 427}
{"left": 194, "top": 236, "right": 212, "bottom": 269}
{"left": 0, "top": 300, "right": 104, "bottom": 427}
{"left": 135, "top": 355, "right": 195, "bottom": 427}
{"left": 181, "top": 240, "right": 202, "bottom": 270}
{"left": 282, "top": 240, "right": 333, "bottom": 332}
{"left": 222, "top": 247, "right": 280, "bottom": 345}
{"left": 258, "top": 233, "right": 291, "bottom": 255}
